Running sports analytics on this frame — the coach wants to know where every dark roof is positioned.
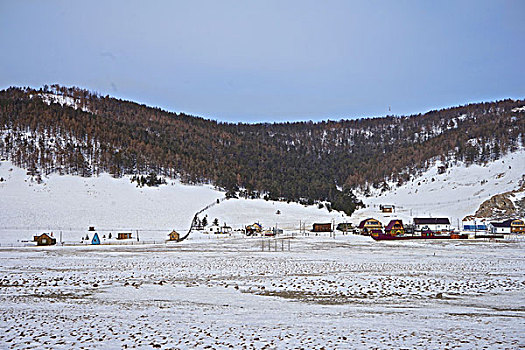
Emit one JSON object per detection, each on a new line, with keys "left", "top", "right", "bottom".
{"left": 490, "top": 219, "right": 518, "bottom": 228}
{"left": 358, "top": 218, "right": 377, "bottom": 229}
{"left": 490, "top": 222, "right": 509, "bottom": 228}
{"left": 385, "top": 220, "right": 403, "bottom": 231}
{"left": 414, "top": 218, "right": 450, "bottom": 225}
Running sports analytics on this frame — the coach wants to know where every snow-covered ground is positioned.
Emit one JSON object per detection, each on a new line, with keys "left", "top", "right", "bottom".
{"left": 1, "top": 149, "right": 524, "bottom": 245}
{"left": 0, "top": 236, "right": 523, "bottom": 349}
{"left": 354, "top": 149, "right": 525, "bottom": 227}
{"left": 0, "top": 160, "right": 347, "bottom": 245}
{"left": 1, "top": 152, "right": 525, "bottom": 348}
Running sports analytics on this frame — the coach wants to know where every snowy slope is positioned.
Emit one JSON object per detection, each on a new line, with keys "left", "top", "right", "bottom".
{"left": 0, "top": 161, "right": 347, "bottom": 244}
{"left": 1, "top": 149, "right": 523, "bottom": 244}
{"left": 353, "top": 149, "right": 525, "bottom": 227}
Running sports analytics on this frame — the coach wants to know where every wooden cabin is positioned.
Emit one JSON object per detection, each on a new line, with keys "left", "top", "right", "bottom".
{"left": 384, "top": 220, "right": 404, "bottom": 236}
{"left": 117, "top": 232, "right": 132, "bottom": 240}
{"left": 380, "top": 204, "right": 395, "bottom": 213}
{"left": 357, "top": 218, "right": 383, "bottom": 235}
{"left": 168, "top": 230, "right": 180, "bottom": 241}
{"left": 34, "top": 233, "right": 56, "bottom": 246}
{"left": 312, "top": 223, "right": 332, "bottom": 232}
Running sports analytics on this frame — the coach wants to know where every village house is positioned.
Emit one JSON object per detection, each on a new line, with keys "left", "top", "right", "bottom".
{"left": 209, "top": 224, "right": 232, "bottom": 234}
{"left": 413, "top": 218, "right": 451, "bottom": 233}
{"left": 33, "top": 233, "right": 56, "bottom": 246}
{"left": 489, "top": 219, "right": 525, "bottom": 234}
{"left": 209, "top": 224, "right": 221, "bottom": 234}
{"left": 489, "top": 222, "right": 509, "bottom": 234}
{"left": 245, "top": 223, "right": 263, "bottom": 236}
{"left": 511, "top": 219, "right": 525, "bottom": 233}
{"left": 167, "top": 230, "right": 180, "bottom": 241}
{"left": 117, "top": 232, "right": 132, "bottom": 240}
{"left": 462, "top": 217, "right": 488, "bottom": 232}
{"left": 312, "top": 223, "right": 332, "bottom": 232}
{"left": 357, "top": 218, "right": 383, "bottom": 235}
{"left": 384, "top": 220, "right": 404, "bottom": 236}
{"left": 379, "top": 204, "right": 395, "bottom": 213}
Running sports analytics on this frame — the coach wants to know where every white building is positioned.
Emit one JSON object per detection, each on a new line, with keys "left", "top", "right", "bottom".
{"left": 413, "top": 218, "right": 451, "bottom": 232}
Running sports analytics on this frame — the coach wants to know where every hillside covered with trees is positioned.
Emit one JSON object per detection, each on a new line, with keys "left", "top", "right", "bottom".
{"left": 0, "top": 85, "right": 523, "bottom": 215}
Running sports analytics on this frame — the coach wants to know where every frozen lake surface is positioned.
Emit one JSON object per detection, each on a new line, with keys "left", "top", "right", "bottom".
{"left": 0, "top": 234, "right": 524, "bottom": 349}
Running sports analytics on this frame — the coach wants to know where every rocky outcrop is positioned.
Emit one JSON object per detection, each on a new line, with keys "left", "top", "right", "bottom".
{"left": 474, "top": 175, "right": 525, "bottom": 219}
{"left": 475, "top": 193, "right": 516, "bottom": 218}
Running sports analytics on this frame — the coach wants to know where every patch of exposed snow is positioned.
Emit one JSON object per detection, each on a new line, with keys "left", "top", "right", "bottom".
{"left": 39, "top": 93, "right": 91, "bottom": 113}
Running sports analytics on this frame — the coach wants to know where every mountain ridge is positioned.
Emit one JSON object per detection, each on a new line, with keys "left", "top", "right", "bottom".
{"left": 1, "top": 85, "right": 523, "bottom": 215}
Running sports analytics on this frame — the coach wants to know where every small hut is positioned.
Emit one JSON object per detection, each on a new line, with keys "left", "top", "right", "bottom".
{"left": 34, "top": 233, "right": 56, "bottom": 246}
{"left": 91, "top": 232, "right": 101, "bottom": 245}
{"left": 379, "top": 205, "right": 395, "bottom": 213}
{"left": 168, "top": 230, "right": 180, "bottom": 241}
{"left": 312, "top": 223, "right": 332, "bottom": 232}
{"left": 117, "top": 232, "right": 132, "bottom": 240}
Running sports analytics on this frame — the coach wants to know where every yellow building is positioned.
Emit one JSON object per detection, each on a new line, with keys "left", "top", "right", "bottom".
{"left": 167, "top": 230, "right": 180, "bottom": 241}
{"left": 357, "top": 218, "right": 383, "bottom": 235}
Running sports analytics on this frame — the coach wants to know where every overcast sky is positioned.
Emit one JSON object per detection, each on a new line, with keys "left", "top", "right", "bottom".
{"left": 1, "top": 1, "right": 524, "bottom": 122}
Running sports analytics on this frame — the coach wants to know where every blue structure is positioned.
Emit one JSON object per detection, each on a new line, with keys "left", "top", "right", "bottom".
{"left": 91, "top": 232, "right": 100, "bottom": 245}
{"left": 463, "top": 224, "right": 487, "bottom": 231}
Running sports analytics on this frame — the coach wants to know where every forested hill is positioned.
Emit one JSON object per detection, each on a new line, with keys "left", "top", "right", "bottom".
{"left": 1, "top": 85, "right": 524, "bottom": 215}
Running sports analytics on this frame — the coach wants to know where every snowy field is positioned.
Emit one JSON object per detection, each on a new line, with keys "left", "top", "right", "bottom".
{"left": 0, "top": 235, "right": 524, "bottom": 349}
